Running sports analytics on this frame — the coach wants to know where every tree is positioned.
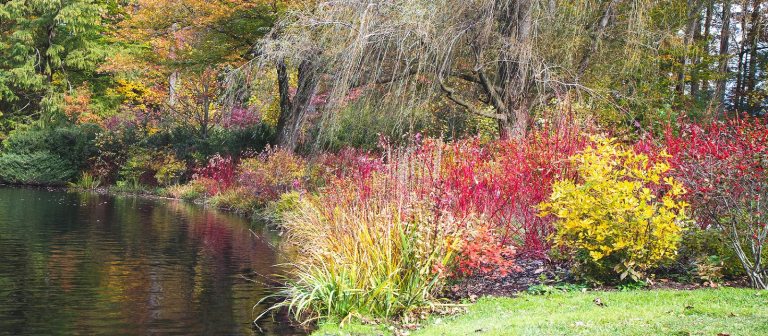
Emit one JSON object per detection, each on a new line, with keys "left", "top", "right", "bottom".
{"left": 0, "top": 0, "right": 115, "bottom": 131}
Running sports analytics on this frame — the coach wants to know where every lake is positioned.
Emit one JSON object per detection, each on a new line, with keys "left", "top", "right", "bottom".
{"left": 0, "top": 187, "right": 297, "bottom": 335}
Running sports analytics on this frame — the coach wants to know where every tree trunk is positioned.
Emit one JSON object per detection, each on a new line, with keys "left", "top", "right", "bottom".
{"left": 715, "top": 0, "right": 732, "bottom": 114}
{"left": 701, "top": 1, "right": 713, "bottom": 92}
{"left": 169, "top": 23, "right": 180, "bottom": 106}
{"left": 276, "top": 60, "right": 291, "bottom": 119}
{"left": 494, "top": 0, "right": 534, "bottom": 138}
{"left": 275, "top": 59, "right": 319, "bottom": 150}
{"left": 201, "top": 73, "right": 210, "bottom": 140}
{"left": 745, "top": 0, "right": 762, "bottom": 114}
{"left": 679, "top": 1, "right": 705, "bottom": 97}
{"left": 734, "top": 0, "right": 750, "bottom": 109}
{"left": 169, "top": 71, "right": 179, "bottom": 106}
{"left": 691, "top": 3, "right": 704, "bottom": 98}
{"left": 735, "top": 47, "right": 745, "bottom": 108}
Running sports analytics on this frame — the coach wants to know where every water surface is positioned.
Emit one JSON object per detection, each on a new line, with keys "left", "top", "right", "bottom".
{"left": 0, "top": 187, "right": 294, "bottom": 335}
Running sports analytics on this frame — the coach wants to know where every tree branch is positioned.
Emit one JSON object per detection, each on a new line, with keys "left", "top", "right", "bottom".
{"left": 577, "top": 0, "right": 624, "bottom": 78}
{"left": 476, "top": 67, "right": 508, "bottom": 115}
{"left": 439, "top": 80, "right": 507, "bottom": 121}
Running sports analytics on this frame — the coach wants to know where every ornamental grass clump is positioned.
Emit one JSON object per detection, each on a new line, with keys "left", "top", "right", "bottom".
{"left": 261, "top": 145, "right": 463, "bottom": 324}
{"left": 541, "top": 138, "right": 689, "bottom": 283}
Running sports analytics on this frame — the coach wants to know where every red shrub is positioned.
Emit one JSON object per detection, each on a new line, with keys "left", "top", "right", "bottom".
{"left": 194, "top": 154, "right": 236, "bottom": 195}
{"left": 237, "top": 146, "right": 309, "bottom": 205}
{"left": 655, "top": 118, "right": 768, "bottom": 288}
{"left": 310, "top": 147, "right": 383, "bottom": 185}
{"left": 438, "top": 125, "right": 588, "bottom": 265}
{"left": 221, "top": 106, "right": 260, "bottom": 129}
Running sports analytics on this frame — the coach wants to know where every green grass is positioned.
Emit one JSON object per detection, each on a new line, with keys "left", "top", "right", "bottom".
{"left": 313, "top": 288, "right": 768, "bottom": 336}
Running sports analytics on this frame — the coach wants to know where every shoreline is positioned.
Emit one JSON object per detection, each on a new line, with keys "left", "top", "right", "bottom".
{"left": 0, "top": 183, "right": 272, "bottom": 222}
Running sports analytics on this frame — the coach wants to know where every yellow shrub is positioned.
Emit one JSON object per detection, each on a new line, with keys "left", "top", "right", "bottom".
{"left": 540, "top": 138, "right": 689, "bottom": 282}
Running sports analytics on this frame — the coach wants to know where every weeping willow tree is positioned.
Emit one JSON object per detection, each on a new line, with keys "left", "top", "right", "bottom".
{"left": 239, "top": 0, "right": 691, "bottom": 150}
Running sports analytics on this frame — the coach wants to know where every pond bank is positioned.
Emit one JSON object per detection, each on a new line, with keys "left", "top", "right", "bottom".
{"left": 2, "top": 183, "right": 273, "bottom": 223}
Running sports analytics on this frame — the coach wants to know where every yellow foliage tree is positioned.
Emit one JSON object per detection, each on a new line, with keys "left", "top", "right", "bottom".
{"left": 540, "top": 138, "right": 689, "bottom": 282}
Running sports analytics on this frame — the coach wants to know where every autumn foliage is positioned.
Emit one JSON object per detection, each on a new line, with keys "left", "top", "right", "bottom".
{"left": 656, "top": 119, "right": 768, "bottom": 288}
{"left": 541, "top": 138, "right": 689, "bottom": 282}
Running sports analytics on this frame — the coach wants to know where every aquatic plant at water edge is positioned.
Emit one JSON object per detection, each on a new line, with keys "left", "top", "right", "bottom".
{"left": 68, "top": 172, "right": 101, "bottom": 189}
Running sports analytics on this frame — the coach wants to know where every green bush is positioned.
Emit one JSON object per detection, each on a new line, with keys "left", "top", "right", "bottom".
{"left": 209, "top": 188, "right": 260, "bottom": 214}
{"left": 310, "top": 103, "right": 430, "bottom": 151}
{"left": 263, "top": 191, "right": 302, "bottom": 222}
{"left": 111, "top": 179, "right": 148, "bottom": 194}
{"left": 3, "top": 124, "right": 99, "bottom": 170}
{"left": 0, "top": 152, "right": 76, "bottom": 185}
{"left": 0, "top": 124, "right": 99, "bottom": 185}
{"left": 146, "top": 124, "right": 274, "bottom": 161}
{"left": 677, "top": 229, "right": 752, "bottom": 278}
{"left": 119, "top": 149, "right": 155, "bottom": 185}
{"left": 91, "top": 128, "right": 137, "bottom": 184}
{"left": 154, "top": 155, "right": 186, "bottom": 186}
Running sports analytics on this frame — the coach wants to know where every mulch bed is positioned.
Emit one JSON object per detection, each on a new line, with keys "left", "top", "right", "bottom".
{"left": 444, "top": 258, "right": 751, "bottom": 300}
{"left": 444, "top": 258, "right": 572, "bottom": 299}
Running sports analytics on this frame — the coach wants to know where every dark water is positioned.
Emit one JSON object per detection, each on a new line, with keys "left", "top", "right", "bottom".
{"left": 0, "top": 187, "right": 295, "bottom": 335}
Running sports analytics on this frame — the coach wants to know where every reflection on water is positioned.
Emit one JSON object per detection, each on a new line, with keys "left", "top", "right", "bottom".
{"left": 0, "top": 187, "right": 296, "bottom": 335}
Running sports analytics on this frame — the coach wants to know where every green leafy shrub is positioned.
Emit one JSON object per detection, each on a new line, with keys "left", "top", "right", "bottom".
{"left": 119, "top": 149, "right": 186, "bottom": 187}
{"left": 209, "top": 188, "right": 260, "bottom": 214}
{"left": 147, "top": 124, "right": 274, "bottom": 162}
{"left": 695, "top": 255, "right": 725, "bottom": 285}
{"left": 262, "top": 191, "right": 303, "bottom": 222}
{"left": 91, "top": 128, "right": 136, "bottom": 184}
{"left": 0, "top": 152, "right": 76, "bottom": 185}
{"left": 154, "top": 156, "right": 186, "bottom": 186}
{"left": 119, "top": 149, "right": 155, "bottom": 186}
{"left": 540, "top": 138, "right": 689, "bottom": 283}
{"left": 526, "top": 283, "right": 587, "bottom": 295}
{"left": 3, "top": 124, "right": 99, "bottom": 166}
{"left": 677, "top": 229, "right": 746, "bottom": 278}
{"left": 111, "top": 178, "right": 148, "bottom": 194}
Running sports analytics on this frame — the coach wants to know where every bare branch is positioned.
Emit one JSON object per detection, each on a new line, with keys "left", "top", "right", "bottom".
{"left": 439, "top": 80, "right": 507, "bottom": 121}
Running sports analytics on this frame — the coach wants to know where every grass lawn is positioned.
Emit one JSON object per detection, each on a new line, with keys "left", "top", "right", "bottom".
{"left": 313, "top": 288, "right": 768, "bottom": 336}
